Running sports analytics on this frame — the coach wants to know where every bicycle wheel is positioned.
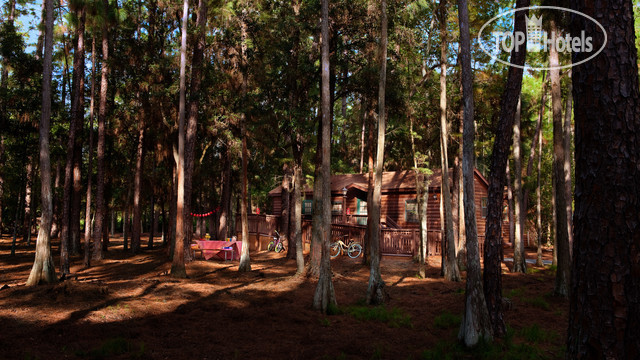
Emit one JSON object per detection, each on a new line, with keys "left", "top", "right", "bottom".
{"left": 267, "top": 241, "right": 275, "bottom": 251}
{"left": 330, "top": 242, "right": 341, "bottom": 258}
{"left": 275, "top": 242, "right": 284, "bottom": 253}
{"left": 347, "top": 243, "right": 363, "bottom": 258}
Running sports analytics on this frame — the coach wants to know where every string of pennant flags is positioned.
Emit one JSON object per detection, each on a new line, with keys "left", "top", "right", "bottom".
{"left": 190, "top": 207, "right": 221, "bottom": 217}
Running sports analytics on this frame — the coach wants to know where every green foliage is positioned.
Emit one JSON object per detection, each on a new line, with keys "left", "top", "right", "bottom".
{"left": 524, "top": 296, "right": 551, "bottom": 311}
{"left": 433, "top": 311, "right": 461, "bottom": 329}
{"left": 344, "top": 305, "right": 413, "bottom": 328}
{"left": 421, "top": 336, "right": 546, "bottom": 360}
{"left": 506, "top": 287, "right": 525, "bottom": 299}
{"left": 518, "top": 324, "right": 558, "bottom": 344}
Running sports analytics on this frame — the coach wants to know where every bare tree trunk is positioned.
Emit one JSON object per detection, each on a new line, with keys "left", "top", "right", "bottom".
{"left": 482, "top": 0, "right": 529, "bottom": 338}
{"left": 549, "top": 21, "right": 569, "bottom": 298}
{"left": 292, "top": 138, "right": 305, "bottom": 275}
{"left": 11, "top": 185, "right": 24, "bottom": 256}
{"left": 217, "top": 144, "right": 232, "bottom": 240}
{"left": 168, "top": 146, "right": 178, "bottom": 256}
{"left": 568, "top": 1, "right": 640, "bottom": 356}
{"left": 71, "top": 138, "right": 83, "bottom": 255}
{"left": 281, "top": 163, "right": 292, "bottom": 258}
{"left": 366, "top": 0, "right": 389, "bottom": 305}
{"left": 183, "top": 0, "right": 207, "bottom": 263}
{"left": 506, "top": 163, "right": 514, "bottom": 246}
{"left": 123, "top": 183, "right": 131, "bottom": 252}
{"left": 0, "top": 1, "right": 14, "bottom": 236}
{"left": 84, "top": 37, "right": 97, "bottom": 268}
{"left": 70, "top": 8, "right": 85, "bottom": 259}
{"left": 23, "top": 159, "right": 33, "bottom": 246}
{"left": 0, "top": 137, "right": 4, "bottom": 236}
{"left": 364, "top": 103, "right": 375, "bottom": 266}
{"left": 456, "top": 105, "right": 466, "bottom": 268}
{"left": 171, "top": 0, "right": 189, "bottom": 278}
{"left": 27, "top": 0, "right": 57, "bottom": 286}
{"left": 438, "top": 0, "right": 460, "bottom": 282}
{"left": 457, "top": 0, "right": 492, "bottom": 346}
{"left": 131, "top": 98, "right": 145, "bottom": 254}
{"left": 563, "top": 77, "right": 573, "bottom": 254}
{"left": 92, "top": 0, "right": 110, "bottom": 261}
{"left": 512, "top": 97, "right": 526, "bottom": 273}
{"left": 238, "top": 9, "right": 251, "bottom": 272}
{"left": 359, "top": 99, "right": 367, "bottom": 174}
{"left": 148, "top": 191, "right": 155, "bottom": 249}
{"left": 312, "top": 0, "right": 336, "bottom": 313}
{"left": 410, "top": 102, "right": 428, "bottom": 279}
{"left": 536, "top": 117, "right": 543, "bottom": 267}
{"left": 523, "top": 72, "right": 546, "bottom": 229}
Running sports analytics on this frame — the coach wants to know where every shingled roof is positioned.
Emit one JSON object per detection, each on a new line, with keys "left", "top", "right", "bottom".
{"left": 268, "top": 169, "right": 488, "bottom": 196}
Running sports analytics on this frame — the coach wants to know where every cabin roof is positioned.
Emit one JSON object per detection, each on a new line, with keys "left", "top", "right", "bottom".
{"left": 268, "top": 168, "right": 488, "bottom": 196}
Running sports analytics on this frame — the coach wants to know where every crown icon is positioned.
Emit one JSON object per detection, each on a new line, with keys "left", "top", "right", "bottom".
{"left": 526, "top": 15, "right": 543, "bottom": 52}
{"left": 526, "top": 15, "right": 542, "bottom": 30}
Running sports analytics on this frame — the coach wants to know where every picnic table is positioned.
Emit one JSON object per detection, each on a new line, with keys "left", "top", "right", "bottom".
{"left": 194, "top": 240, "right": 242, "bottom": 261}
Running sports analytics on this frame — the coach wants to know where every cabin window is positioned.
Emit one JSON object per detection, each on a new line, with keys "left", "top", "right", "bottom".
{"left": 481, "top": 197, "right": 488, "bottom": 218}
{"left": 356, "top": 199, "right": 367, "bottom": 225}
{"left": 302, "top": 200, "right": 313, "bottom": 215}
{"left": 357, "top": 199, "right": 367, "bottom": 215}
{"left": 405, "top": 199, "right": 419, "bottom": 223}
{"left": 331, "top": 201, "right": 343, "bottom": 215}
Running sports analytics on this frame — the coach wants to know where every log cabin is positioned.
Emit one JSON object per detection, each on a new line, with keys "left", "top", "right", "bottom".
{"left": 268, "top": 169, "right": 511, "bottom": 249}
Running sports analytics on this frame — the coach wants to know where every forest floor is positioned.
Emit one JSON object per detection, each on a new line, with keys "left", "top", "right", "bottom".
{"left": 0, "top": 234, "right": 566, "bottom": 360}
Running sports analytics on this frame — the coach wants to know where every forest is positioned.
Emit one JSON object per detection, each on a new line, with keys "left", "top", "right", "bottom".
{"left": 1, "top": 0, "right": 638, "bottom": 358}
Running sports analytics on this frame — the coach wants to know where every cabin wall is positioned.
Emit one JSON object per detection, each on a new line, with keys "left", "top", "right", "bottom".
{"left": 268, "top": 173, "right": 511, "bottom": 244}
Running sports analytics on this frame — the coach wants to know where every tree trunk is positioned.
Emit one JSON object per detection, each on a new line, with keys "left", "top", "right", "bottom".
{"left": 84, "top": 36, "right": 97, "bottom": 268}
{"left": 217, "top": 144, "right": 232, "bottom": 240}
{"left": 364, "top": 102, "right": 375, "bottom": 266}
{"left": 238, "top": 10, "right": 251, "bottom": 273}
{"left": 92, "top": 0, "right": 110, "bottom": 261}
{"left": 512, "top": 97, "right": 526, "bottom": 273}
{"left": 183, "top": 0, "right": 207, "bottom": 263}
{"left": 568, "top": 0, "right": 640, "bottom": 357}
{"left": 23, "top": 158, "right": 33, "bottom": 246}
{"left": 482, "top": 0, "right": 529, "bottom": 338}
{"left": 455, "top": 104, "right": 466, "bottom": 269}
{"left": 11, "top": 185, "right": 24, "bottom": 256}
{"left": 148, "top": 192, "right": 155, "bottom": 249}
{"left": 536, "top": 114, "right": 543, "bottom": 267}
{"left": 506, "top": 163, "right": 514, "bottom": 246}
{"left": 438, "top": 0, "right": 460, "bottom": 282}
{"left": 26, "top": 0, "right": 57, "bottom": 286}
{"left": 71, "top": 135, "right": 83, "bottom": 255}
{"left": 292, "top": 137, "right": 305, "bottom": 275}
{"left": 549, "top": 21, "right": 569, "bottom": 298}
{"left": 312, "top": 0, "right": 336, "bottom": 313}
{"left": 281, "top": 163, "right": 293, "bottom": 258}
{"left": 123, "top": 183, "right": 131, "bottom": 252}
{"left": 457, "top": 0, "right": 492, "bottom": 346}
{"left": 0, "top": 137, "right": 4, "bottom": 236}
{"left": 171, "top": 0, "right": 189, "bottom": 278}
{"left": 523, "top": 72, "right": 546, "bottom": 231}
{"left": 366, "top": 0, "right": 389, "bottom": 305}
{"left": 131, "top": 99, "right": 145, "bottom": 254}
{"left": 563, "top": 76, "right": 573, "bottom": 254}
{"left": 359, "top": 98, "right": 367, "bottom": 174}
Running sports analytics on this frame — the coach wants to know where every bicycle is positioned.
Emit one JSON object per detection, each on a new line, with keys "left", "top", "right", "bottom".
{"left": 330, "top": 235, "right": 362, "bottom": 258}
{"left": 267, "top": 230, "right": 285, "bottom": 253}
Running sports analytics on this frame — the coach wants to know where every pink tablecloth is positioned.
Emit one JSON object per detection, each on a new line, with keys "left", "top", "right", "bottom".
{"left": 195, "top": 240, "right": 242, "bottom": 261}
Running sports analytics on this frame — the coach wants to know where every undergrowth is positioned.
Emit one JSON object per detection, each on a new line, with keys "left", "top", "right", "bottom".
{"left": 343, "top": 305, "right": 413, "bottom": 328}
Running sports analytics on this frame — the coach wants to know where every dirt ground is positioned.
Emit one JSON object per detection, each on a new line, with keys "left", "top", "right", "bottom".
{"left": 0, "top": 234, "right": 567, "bottom": 359}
